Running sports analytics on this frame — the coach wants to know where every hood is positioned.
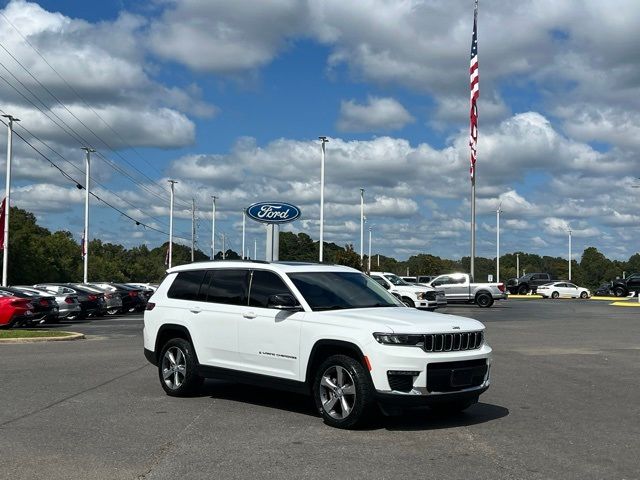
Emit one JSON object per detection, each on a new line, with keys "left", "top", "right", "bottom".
{"left": 392, "top": 284, "right": 434, "bottom": 292}
{"left": 310, "top": 307, "right": 484, "bottom": 334}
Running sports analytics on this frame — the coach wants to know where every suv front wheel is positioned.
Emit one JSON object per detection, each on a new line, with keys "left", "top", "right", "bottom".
{"left": 313, "top": 354, "right": 374, "bottom": 429}
{"left": 158, "top": 338, "right": 204, "bottom": 396}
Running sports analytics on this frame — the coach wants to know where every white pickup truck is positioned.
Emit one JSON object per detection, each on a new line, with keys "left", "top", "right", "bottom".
{"left": 427, "top": 273, "right": 507, "bottom": 308}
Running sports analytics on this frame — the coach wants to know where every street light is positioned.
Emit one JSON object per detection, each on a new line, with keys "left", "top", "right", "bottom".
{"left": 567, "top": 228, "right": 572, "bottom": 281}
{"left": 368, "top": 225, "right": 373, "bottom": 272}
{"left": 360, "top": 188, "right": 365, "bottom": 266}
{"left": 211, "top": 196, "right": 217, "bottom": 260}
{"left": 318, "top": 136, "right": 328, "bottom": 262}
{"left": 496, "top": 200, "right": 502, "bottom": 283}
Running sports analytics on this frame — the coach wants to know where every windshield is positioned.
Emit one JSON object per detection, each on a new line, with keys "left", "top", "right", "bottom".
{"left": 287, "top": 271, "right": 403, "bottom": 311}
{"left": 384, "top": 273, "right": 411, "bottom": 286}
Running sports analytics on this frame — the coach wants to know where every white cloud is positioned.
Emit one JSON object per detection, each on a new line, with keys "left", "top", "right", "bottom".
{"left": 336, "top": 96, "right": 414, "bottom": 132}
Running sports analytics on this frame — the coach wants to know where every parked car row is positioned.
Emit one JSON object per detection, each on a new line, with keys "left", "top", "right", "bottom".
{"left": 0, "top": 282, "right": 157, "bottom": 328}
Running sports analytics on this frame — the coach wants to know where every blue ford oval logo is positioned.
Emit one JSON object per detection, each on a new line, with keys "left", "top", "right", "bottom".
{"left": 246, "top": 202, "right": 301, "bottom": 224}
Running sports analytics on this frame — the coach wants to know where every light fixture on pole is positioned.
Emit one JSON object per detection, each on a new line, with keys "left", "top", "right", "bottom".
{"left": 1, "top": 114, "right": 19, "bottom": 287}
{"left": 168, "top": 180, "right": 177, "bottom": 269}
{"left": 368, "top": 226, "right": 373, "bottom": 272}
{"left": 318, "top": 136, "right": 328, "bottom": 262}
{"left": 567, "top": 228, "right": 572, "bottom": 281}
{"left": 81, "top": 147, "right": 95, "bottom": 283}
{"left": 360, "top": 187, "right": 365, "bottom": 266}
{"left": 496, "top": 200, "right": 502, "bottom": 283}
{"left": 211, "top": 196, "right": 217, "bottom": 260}
{"left": 241, "top": 208, "right": 246, "bottom": 260}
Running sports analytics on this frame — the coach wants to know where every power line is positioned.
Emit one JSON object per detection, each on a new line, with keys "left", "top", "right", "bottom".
{"left": 0, "top": 116, "right": 191, "bottom": 242}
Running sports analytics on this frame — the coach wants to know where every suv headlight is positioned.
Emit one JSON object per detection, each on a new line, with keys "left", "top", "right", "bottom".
{"left": 415, "top": 292, "right": 427, "bottom": 300}
{"left": 373, "top": 333, "right": 424, "bottom": 346}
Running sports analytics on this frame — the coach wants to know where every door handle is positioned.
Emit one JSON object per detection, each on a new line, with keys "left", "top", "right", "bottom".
{"left": 243, "top": 311, "right": 256, "bottom": 319}
{"left": 190, "top": 307, "right": 202, "bottom": 314}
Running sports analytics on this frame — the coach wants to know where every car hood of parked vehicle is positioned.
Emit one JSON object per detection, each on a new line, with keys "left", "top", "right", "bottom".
{"left": 308, "top": 307, "right": 483, "bottom": 334}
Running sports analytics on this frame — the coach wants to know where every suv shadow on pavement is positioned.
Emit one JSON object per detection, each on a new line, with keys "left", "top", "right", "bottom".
{"left": 198, "top": 380, "right": 509, "bottom": 431}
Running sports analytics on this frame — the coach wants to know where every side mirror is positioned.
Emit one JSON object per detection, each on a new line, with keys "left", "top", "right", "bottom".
{"left": 382, "top": 283, "right": 390, "bottom": 290}
{"left": 267, "top": 294, "right": 301, "bottom": 310}
{"left": 432, "top": 281, "right": 441, "bottom": 287}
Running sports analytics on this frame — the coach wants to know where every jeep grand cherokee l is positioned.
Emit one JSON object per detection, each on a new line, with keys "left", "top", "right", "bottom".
{"left": 143, "top": 261, "right": 492, "bottom": 429}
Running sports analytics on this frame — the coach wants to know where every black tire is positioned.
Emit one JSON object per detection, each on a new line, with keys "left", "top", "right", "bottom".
{"left": 580, "top": 291, "right": 588, "bottom": 299}
{"left": 551, "top": 291, "right": 559, "bottom": 299}
{"left": 401, "top": 297, "right": 415, "bottom": 308}
{"left": 312, "top": 354, "right": 375, "bottom": 429}
{"left": 476, "top": 293, "right": 494, "bottom": 308}
{"left": 517, "top": 285, "right": 528, "bottom": 295}
{"left": 158, "top": 338, "right": 204, "bottom": 397}
{"left": 613, "top": 286, "right": 627, "bottom": 297}
{"left": 430, "top": 399, "right": 475, "bottom": 415}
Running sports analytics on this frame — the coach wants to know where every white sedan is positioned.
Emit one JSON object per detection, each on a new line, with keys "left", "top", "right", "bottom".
{"left": 538, "top": 282, "right": 591, "bottom": 299}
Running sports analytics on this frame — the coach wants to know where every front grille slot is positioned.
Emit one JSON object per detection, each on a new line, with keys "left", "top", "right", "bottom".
{"left": 422, "top": 331, "right": 483, "bottom": 352}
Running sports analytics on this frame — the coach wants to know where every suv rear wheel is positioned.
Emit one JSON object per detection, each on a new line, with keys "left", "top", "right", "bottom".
{"left": 158, "top": 338, "right": 203, "bottom": 396}
{"left": 313, "top": 354, "right": 374, "bottom": 429}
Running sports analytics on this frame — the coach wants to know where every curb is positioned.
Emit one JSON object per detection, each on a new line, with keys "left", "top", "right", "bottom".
{"left": 592, "top": 296, "right": 635, "bottom": 301}
{"left": 610, "top": 302, "right": 640, "bottom": 308}
{"left": 0, "top": 332, "right": 85, "bottom": 344}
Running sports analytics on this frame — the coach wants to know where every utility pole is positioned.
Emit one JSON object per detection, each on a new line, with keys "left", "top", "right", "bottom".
{"left": 241, "top": 208, "right": 246, "bottom": 260}
{"left": 211, "top": 196, "right": 217, "bottom": 260}
{"left": 221, "top": 233, "right": 226, "bottom": 259}
{"left": 81, "top": 147, "right": 95, "bottom": 283}
{"left": 360, "top": 188, "right": 365, "bottom": 267}
{"left": 319, "top": 136, "right": 328, "bottom": 262}
{"left": 191, "top": 198, "right": 196, "bottom": 262}
{"left": 1, "top": 114, "right": 18, "bottom": 287}
{"left": 168, "top": 180, "right": 177, "bottom": 268}
{"left": 568, "top": 228, "right": 572, "bottom": 281}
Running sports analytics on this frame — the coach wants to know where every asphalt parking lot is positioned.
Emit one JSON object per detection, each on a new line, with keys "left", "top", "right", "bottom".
{"left": 1, "top": 300, "right": 639, "bottom": 480}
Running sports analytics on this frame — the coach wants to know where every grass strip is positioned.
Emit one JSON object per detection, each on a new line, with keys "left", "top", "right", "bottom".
{"left": 0, "top": 330, "right": 75, "bottom": 339}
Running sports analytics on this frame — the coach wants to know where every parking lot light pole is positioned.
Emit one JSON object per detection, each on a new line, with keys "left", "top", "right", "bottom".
{"left": 568, "top": 228, "right": 572, "bottom": 281}
{"left": 496, "top": 201, "right": 502, "bottom": 283}
{"left": 2, "top": 115, "right": 19, "bottom": 287}
{"left": 168, "top": 180, "right": 177, "bottom": 269}
{"left": 360, "top": 188, "right": 365, "bottom": 266}
{"left": 81, "top": 147, "right": 95, "bottom": 283}
{"left": 516, "top": 253, "right": 520, "bottom": 278}
{"left": 318, "top": 136, "right": 328, "bottom": 262}
{"left": 242, "top": 208, "right": 246, "bottom": 260}
{"left": 211, "top": 196, "right": 217, "bottom": 260}
{"left": 368, "top": 226, "right": 373, "bottom": 272}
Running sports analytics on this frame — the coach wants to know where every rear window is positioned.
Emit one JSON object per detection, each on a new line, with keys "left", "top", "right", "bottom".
{"left": 167, "top": 270, "right": 206, "bottom": 301}
{"left": 202, "top": 269, "right": 248, "bottom": 306}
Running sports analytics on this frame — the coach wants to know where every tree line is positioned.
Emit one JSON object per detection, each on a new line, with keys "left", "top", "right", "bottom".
{"left": 1, "top": 207, "right": 637, "bottom": 290}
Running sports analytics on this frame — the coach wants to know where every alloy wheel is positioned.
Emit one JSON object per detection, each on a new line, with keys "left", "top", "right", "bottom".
{"left": 161, "top": 346, "right": 187, "bottom": 390}
{"left": 319, "top": 365, "right": 356, "bottom": 420}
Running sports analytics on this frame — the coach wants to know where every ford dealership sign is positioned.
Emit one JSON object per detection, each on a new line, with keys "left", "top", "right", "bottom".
{"left": 246, "top": 202, "right": 301, "bottom": 224}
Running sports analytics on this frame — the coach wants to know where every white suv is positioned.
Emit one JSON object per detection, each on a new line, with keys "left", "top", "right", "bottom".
{"left": 144, "top": 261, "right": 491, "bottom": 428}
{"left": 369, "top": 271, "right": 446, "bottom": 310}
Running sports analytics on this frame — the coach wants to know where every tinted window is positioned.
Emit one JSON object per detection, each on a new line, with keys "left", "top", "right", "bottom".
{"left": 167, "top": 270, "right": 206, "bottom": 300}
{"left": 203, "top": 269, "right": 248, "bottom": 306}
{"left": 289, "top": 272, "right": 401, "bottom": 311}
{"left": 370, "top": 275, "right": 387, "bottom": 287}
{"left": 249, "top": 270, "right": 293, "bottom": 308}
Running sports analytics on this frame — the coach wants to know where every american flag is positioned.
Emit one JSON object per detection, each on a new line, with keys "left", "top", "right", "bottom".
{"left": 469, "top": 0, "right": 479, "bottom": 181}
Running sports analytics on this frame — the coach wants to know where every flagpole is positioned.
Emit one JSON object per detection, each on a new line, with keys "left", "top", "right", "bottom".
{"left": 469, "top": 0, "right": 479, "bottom": 281}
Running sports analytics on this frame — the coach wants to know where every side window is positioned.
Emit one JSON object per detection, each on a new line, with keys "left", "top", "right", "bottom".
{"left": 167, "top": 270, "right": 206, "bottom": 301}
{"left": 204, "top": 269, "right": 248, "bottom": 306}
{"left": 370, "top": 275, "right": 387, "bottom": 287}
{"left": 249, "top": 270, "right": 294, "bottom": 308}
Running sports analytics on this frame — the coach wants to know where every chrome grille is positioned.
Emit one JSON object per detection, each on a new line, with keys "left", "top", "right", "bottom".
{"left": 423, "top": 331, "right": 483, "bottom": 352}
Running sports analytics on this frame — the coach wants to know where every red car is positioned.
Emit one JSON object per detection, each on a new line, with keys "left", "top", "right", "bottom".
{"left": 0, "top": 295, "right": 34, "bottom": 328}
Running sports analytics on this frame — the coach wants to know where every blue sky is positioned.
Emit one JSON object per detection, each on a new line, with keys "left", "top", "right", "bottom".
{"left": 0, "top": 0, "right": 639, "bottom": 264}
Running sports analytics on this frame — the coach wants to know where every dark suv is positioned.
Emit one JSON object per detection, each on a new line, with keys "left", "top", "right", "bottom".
{"left": 611, "top": 273, "right": 640, "bottom": 297}
{"left": 506, "top": 273, "right": 553, "bottom": 295}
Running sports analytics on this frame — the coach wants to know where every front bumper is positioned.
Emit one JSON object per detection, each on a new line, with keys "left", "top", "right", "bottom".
{"left": 365, "top": 341, "right": 492, "bottom": 401}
